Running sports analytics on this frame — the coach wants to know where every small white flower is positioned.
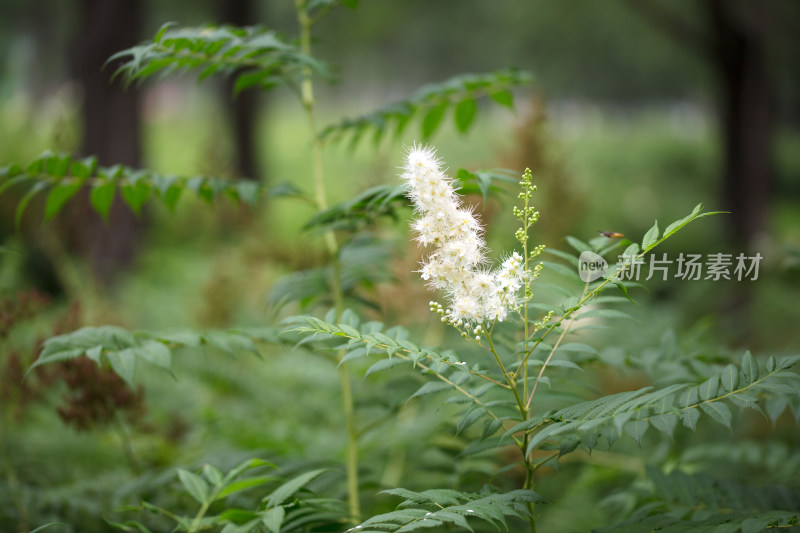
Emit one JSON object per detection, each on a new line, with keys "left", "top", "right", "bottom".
{"left": 469, "top": 271, "right": 495, "bottom": 298}
{"left": 450, "top": 294, "right": 480, "bottom": 323}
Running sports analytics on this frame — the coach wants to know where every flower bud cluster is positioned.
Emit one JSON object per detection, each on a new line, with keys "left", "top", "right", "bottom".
{"left": 531, "top": 310, "right": 555, "bottom": 335}
{"left": 514, "top": 168, "right": 540, "bottom": 247}
{"left": 404, "top": 146, "right": 528, "bottom": 324}
{"left": 429, "top": 301, "right": 486, "bottom": 344}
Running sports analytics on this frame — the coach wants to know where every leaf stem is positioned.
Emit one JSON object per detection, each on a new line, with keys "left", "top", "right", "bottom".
{"left": 114, "top": 411, "right": 141, "bottom": 473}
{"left": 525, "top": 309, "right": 576, "bottom": 411}
{"left": 321, "top": 329, "right": 511, "bottom": 389}
{"left": 486, "top": 329, "right": 538, "bottom": 529}
{"left": 486, "top": 333, "right": 526, "bottom": 417}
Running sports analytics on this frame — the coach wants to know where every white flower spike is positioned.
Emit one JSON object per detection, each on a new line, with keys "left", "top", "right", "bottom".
{"left": 402, "top": 145, "right": 529, "bottom": 324}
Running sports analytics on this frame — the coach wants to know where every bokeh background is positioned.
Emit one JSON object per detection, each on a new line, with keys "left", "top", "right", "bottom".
{"left": 1, "top": 1, "right": 799, "bottom": 531}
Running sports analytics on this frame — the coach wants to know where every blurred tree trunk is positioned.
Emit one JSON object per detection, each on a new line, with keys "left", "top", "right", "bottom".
{"left": 70, "top": 0, "right": 144, "bottom": 283}
{"left": 625, "top": 0, "right": 775, "bottom": 343}
{"left": 218, "top": 0, "right": 263, "bottom": 181}
{"left": 625, "top": 0, "right": 773, "bottom": 249}
{"left": 706, "top": 0, "right": 771, "bottom": 249}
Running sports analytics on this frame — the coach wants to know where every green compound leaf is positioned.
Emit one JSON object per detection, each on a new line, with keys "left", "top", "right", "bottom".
{"left": 357, "top": 488, "right": 546, "bottom": 532}
{"left": 0, "top": 151, "right": 265, "bottom": 222}
{"left": 598, "top": 469, "right": 800, "bottom": 533}
{"left": 515, "top": 350, "right": 800, "bottom": 455}
{"left": 303, "top": 167, "right": 514, "bottom": 233}
{"left": 320, "top": 69, "right": 532, "bottom": 146}
{"left": 112, "top": 24, "right": 327, "bottom": 90}
{"left": 27, "top": 325, "right": 270, "bottom": 390}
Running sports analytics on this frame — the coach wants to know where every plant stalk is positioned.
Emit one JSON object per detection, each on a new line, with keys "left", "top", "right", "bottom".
{"left": 485, "top": 333, "right": 536, "bottom": 531}
{"left": 188, "top": 501, "right": 211, "bottom": 533}
{"left": 524, "top": 461, "right": 537, "bottom": 533}
{"left": 115, "top": 412, "right": 141, "bottom": 473}
{"left": 294, "top": 0, "right": 360, "bottom": 523}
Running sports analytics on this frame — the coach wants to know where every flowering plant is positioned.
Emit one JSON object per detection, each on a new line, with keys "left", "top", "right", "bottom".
{"left": 291, "top": 145, "right": 800, "bottom": 532}
{"left": 2, "top": 0, "right": 799, "bottom": 529}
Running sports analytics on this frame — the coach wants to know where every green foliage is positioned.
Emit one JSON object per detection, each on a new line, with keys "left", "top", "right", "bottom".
{"left": 0, "top": 151, "right": 264, "bottom": 224}
{"left": 280, "top": 199, "right": 798, "bottom": 530}
{"left": 318, "top": 70, "right": 532, "bottom": 146}
{"left": 0, "top": 152, "right": 515, "bottom": 233}
{"left": 515, "top": 352, "right": 800, "bottom": 456}
{"left": 29, "top": 325, "right": 277, "bottom": 387}
{"left": 350, "top": 488, "right": 545, "bottom": 532}
{"left": 455, "top": 168, "right": 520, "bottom": 204}
{"left": 638, "top": 203, "right": 728, "bottom": 254}
{"left": 302, "top": 185, "right": 408, "bottom": 233}
{"left": 110, "top": 24, "right": 327, "bottom": 93}
{"left": 269, "top": 236, "right": 394, "bottom": 311}
{"left": 284, "top": 314, "right": 467, "bottom": 382}
{"left": 678, "top": 440, "right": 800, "bottom": 486}
{"left": 108, "top": 459, "right": 345, "bottom": 533}
{"left": 13, "top": 141, "right": 771, "bottom": 532}
{"left": 285, "top": 314, "right": 800, "bottom": 461}
{"left": 2, "top": 0, "right": 797, "bottom": 529}
{"left": 303, "top": 167, "right": 516, "bottom": 233}
{"left": 597, "top": 468, "right": 800, "bottom": 533}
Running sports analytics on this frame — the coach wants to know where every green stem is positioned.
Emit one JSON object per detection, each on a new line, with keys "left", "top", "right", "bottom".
{"left": 485, "top": 333, "right": 526, "bottom": 416}
{"left": 188, "top": 501, "right": 211, "bottom": 533}
{"left": 396, "top": 354, "right": 512, "bottom": 433}
{"left": 115, "top": 412, "right": 140, "bottom": 473}
{"left": 294, "top": 0, "right": 359, "bottom": 523}
{"left": 339, "top": 364, "right": 360, "bottom": 522}
{"left": 524, "top": 463, "right": 537, "bottom": 533}
{"left": 511, "top": 173, "right": 540, "bottom": 530}
{"left": 486, "top": 330, "right": 537, "bottom": 532}
{"left": 525, "top": 312, "right": 576, "bottom": 411}
{"left": 521, "top": 183, "right": 531, "bottom": 407}
{"left": 514, "top": 274, "right": 613, "bottom": 380}
{"left": 330, "top": 330, "right": 511, "bottom": 389}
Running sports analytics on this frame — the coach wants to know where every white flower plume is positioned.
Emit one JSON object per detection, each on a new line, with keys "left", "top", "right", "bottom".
{"left": 402, "top": 145, "right": 528, "bottom": 323}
